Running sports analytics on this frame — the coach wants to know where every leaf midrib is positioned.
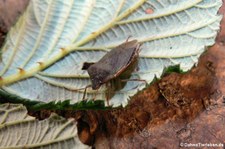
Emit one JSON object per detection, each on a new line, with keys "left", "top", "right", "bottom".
{"left": 0, "top": 0, "right": 146, "bottom": 86}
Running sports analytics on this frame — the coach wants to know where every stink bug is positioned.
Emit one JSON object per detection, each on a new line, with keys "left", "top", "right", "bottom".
{"left": 82, "top": 39, "right": 143, "bottom": 105}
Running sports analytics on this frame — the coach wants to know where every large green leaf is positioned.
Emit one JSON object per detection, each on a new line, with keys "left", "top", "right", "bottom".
{"left": 0, "top": 0, "right": 222, "bottom": 106}
{"left": 0, "top": 103, "right": 89, "bottom": 148}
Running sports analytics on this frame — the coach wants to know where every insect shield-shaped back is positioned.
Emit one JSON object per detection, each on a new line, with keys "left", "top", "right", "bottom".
{"left": 86, "top": 39, "right": 141, "bottom": 90}
{"left": 81, "top": 40, "right": 141, "bottom": 104}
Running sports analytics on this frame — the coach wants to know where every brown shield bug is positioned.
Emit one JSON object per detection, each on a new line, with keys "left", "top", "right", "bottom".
{"left": 82, "top": 39, "right": 143, "bottom": 105}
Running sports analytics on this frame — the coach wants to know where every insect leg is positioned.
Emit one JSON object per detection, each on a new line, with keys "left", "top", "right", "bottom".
{"left": 92, "top": 88, "right": 99, "bottom": 100}
{"left": 82, "top": 85, "right": 92, "bottom": 100}
{"left": 105, "top": 82, "right": 110, "bottom": 106}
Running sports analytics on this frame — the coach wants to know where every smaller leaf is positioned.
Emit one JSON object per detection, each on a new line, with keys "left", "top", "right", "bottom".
{"left": 0, "top": 103, "right": 90, "bottom": 148}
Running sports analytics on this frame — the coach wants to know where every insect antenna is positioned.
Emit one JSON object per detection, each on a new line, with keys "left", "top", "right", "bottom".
{"left": 125, "top": 35, "right": 133, "bottom": 42}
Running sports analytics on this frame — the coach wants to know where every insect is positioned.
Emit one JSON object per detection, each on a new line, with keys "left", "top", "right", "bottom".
{"left": 82, "top": 39, "right": 143, "bottom": 105}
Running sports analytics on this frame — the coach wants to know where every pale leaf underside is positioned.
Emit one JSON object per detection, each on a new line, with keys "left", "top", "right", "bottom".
{"left": 0, "top": 0, "right": 222, "bottom": 106}
{"left": 0, "top": 104, "right": 89, "bottom": 149}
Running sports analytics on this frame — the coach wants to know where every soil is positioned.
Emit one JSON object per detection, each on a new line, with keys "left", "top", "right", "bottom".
{"left": 0, "top": 1, "right": 225, "bottom": 149}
